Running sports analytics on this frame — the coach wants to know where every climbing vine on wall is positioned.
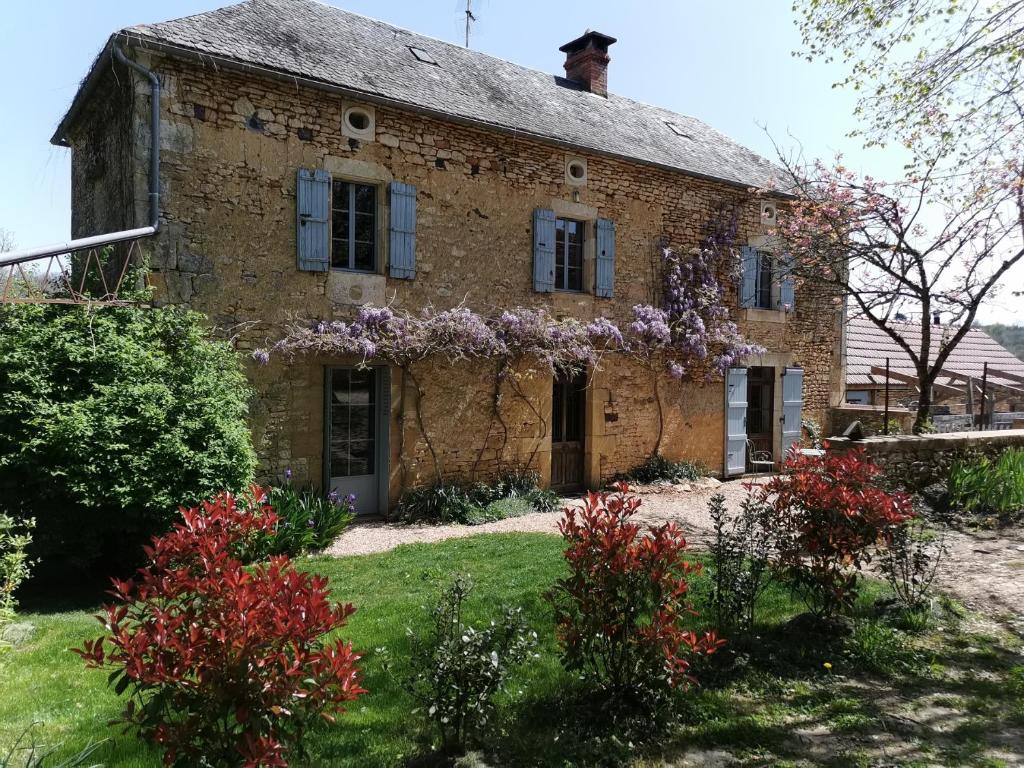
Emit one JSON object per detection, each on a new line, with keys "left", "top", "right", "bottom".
{"left": 259, "top": 218, "right": 763, "bottom": 486}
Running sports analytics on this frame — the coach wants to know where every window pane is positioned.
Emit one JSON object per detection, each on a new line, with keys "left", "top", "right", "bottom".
{"left": 349, "top": 440, "right": 373, "bottom": 476}
{"left": 333, "top": 181, "right": 350, "bottom": 211}
{"left": 756, "top": 252, "right": 773, "bottom": 309}
{"left": 331, "top": 239, "right": 350, "bottom": 269}
{"left": 354, "top": 242, "right": 375, "bottom": 271}
{"left": 355, "top": 213, "right": 375, "bottom": 243}
{"left": 354, "top": 184, "right": 375, "bottom": 214}
{"left": 567, "top": 267, "right": 582, "bottom": 292}
{"left": 332, "top": 209, "right": 350, "bottom": 239}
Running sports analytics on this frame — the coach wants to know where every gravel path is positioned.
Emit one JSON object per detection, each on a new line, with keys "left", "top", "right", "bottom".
{"left": 327, "top": 477, "right": 762, "bottom": 557}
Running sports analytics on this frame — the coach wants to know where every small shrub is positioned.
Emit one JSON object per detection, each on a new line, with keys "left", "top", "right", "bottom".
{"left": 406, "top": 575, "right": 536, "bottom": 755}
{"left": 396, "top": 468, "right": 556, "bottom": 524}
{"left": 0, "top": 514, "right": 35, "bottom": 644}
{"left": 758, "top": 446, "right": 914, "bottom": 619}
{"left": 613, "top": 454, "right": 703, "bottom": 485}
{"left": 949, "top": 448, "right": 1024, "bottom": 519}
{"left": 705, "top": 492, "right": 776, "bottom": 637}
{"left": 547, "top": 484, "right": 724, "bottom": 716}
{"left": 877, "top": 519, "right": 947, "bottom": 615}
{"left": 74, "top": 489, "right": 366, "bottom": 767}
{"left": 242, "top": 476, "right": 356, "bottom": 560}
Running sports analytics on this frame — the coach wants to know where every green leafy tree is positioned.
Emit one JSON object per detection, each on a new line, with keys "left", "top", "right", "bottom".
{"left": 793, "top": 0, "right": 1023, "bottom": 171}
{"left": 0, "top": 304, "right": 256, "bottom": 573}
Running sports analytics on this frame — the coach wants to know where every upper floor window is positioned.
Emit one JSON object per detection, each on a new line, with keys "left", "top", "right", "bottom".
{"left": 555, "top": 217, "right": 584, "bottom": 291}
{"left": 331, "top": 180, "right": 377, "bottom": 271}
{"left": 755, "top": 250, "right": 773, "bottom": 309}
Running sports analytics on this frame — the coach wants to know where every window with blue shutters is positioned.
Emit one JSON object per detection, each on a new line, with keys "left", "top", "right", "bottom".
{"left": 739, "top": 245, "right": 796, "bottom": 311}
{"left": 595, "top": 218, "right": 615, "bottom": 298}
{"left": 388, "top": 181, "right": 417, "bottom": 279}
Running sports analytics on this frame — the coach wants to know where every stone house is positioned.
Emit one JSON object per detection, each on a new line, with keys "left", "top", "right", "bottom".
{"left": 54, "top": 0, "right": 845, "bottom": 514}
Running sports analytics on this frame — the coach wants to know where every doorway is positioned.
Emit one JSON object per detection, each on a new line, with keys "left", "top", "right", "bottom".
{"left": 551, "top": 372, "right": 586, "bottom": 491}
{"left": 326, "top": 367, "right": 388, "bottom": 515}
{"left": 746, "top": 366, "right": 775, "bottom": 469}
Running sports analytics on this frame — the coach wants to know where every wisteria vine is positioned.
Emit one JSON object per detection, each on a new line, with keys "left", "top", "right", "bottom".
{"left": 257, "top": 241, "right": 764, "bottom": 482}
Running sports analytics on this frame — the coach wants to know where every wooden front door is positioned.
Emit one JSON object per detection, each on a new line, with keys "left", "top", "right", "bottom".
{"left": 746, "top": 366, "right": 775, "bottom": 469}
{"left": 551, "top": 372, "right": 586, "bottom": 491}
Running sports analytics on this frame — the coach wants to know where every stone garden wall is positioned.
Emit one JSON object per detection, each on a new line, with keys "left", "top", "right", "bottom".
{"left": 830, "top": 405, "right": 914, "bottom": 437}
{"left": 826, "top": 429, "right": 1024, "bottom": 490}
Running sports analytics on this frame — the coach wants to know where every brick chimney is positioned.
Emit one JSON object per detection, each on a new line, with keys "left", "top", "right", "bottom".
{"left": 559, "top": 30, "right": 617, "bottom": 97}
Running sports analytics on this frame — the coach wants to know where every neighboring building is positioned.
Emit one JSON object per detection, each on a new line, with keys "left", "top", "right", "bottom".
{"left": 845, "top": 317, "right": 1024, "bottom": 413}
{"left": 54, "top": 0, "right": 844, "bottom": 513}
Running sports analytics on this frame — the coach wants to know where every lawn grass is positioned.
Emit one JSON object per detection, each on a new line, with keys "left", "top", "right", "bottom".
{"left": 2, "top": 531, "right": 1023, "bottom": 767}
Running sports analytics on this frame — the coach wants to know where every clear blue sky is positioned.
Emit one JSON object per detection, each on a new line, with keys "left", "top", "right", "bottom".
{"left": 1, "top": 0, "right": 1018, "bottom": 323}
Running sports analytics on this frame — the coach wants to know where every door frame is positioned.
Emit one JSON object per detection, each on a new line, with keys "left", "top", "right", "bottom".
{"left": 323, "top": 365, "right": 391, "bottom": 516}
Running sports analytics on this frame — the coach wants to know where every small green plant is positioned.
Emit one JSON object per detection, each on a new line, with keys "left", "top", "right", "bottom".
{"left": 1, "top": 725, "right": 106, "bottom": 768}
{"left": 0, "top": 514, "right": 35, "bottom": 646}
{"left": 705, "top": 493, "right": 776, "bottom": 637}
{"left": 877, "top": 519, "right": 946, "bottom": 616}
{"left": 801, "top": 417, "right": 823, "bottom": 448}
{"left": 241, "top": 473, "right": 355, "bottom": 559}
{"left": 949, "top": 448, "right": 1024, "bottom": 519}
{"left": 844, "top": 620, "right": 925, "bottom": 676}
{"left": 406, "top": 575, "right": 536, "bottom": 756}
{"left": 613, "top": 454, "right": 703, "bottom": 485}
{"left": 396, "top": 468, "right": 557, "bottom": 524}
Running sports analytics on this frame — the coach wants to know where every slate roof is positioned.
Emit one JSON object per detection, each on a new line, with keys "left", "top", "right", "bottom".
{"left": 846, "top": 317, "right": 1024, "bottom": 390}
{"left": 59, "top": 0, "right": 782, "bottom": 190}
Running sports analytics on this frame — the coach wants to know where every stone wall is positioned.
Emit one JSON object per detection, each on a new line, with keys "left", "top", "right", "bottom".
{"left": 827, "top": 429, "right": 1024, "bottom": 490}
{"left": 67, "top": 50, "right": 845, "bottom": 502}
{"left": 830, "top": 405, "right": 914, "bottom": 437}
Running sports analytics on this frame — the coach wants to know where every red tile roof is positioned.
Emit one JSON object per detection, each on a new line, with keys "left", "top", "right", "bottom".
{"left": 846, "top": 318, "right": 1024, "bottom": 389}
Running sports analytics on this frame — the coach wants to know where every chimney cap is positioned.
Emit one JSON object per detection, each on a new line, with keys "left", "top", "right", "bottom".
{"left": 559, "top": 30, "right": 617, "bottom": 55}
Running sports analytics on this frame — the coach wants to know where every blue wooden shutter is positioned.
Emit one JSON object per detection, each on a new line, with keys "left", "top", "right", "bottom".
{"left": 779, "top": 252, "right": 795, "bottom": 310}
{"left": 296, "top": 168, "right": 330, "bottom": 272}
{"left": 725, "top": 368, "right": 748, "bottom": 477}
{"left": 781, "top": 367, "right": 804, "bottom": 458}
{"left": 533, "top": 208, "right": 556, "bottom": 293}
{"left": 389, "top": 181, "right": 417, "bottom": 279}
{"left": 739, "top": 246, "right": 757, "bottom": 308}
{"left": 595, "top": 218, "right": 616, "bottom": 298}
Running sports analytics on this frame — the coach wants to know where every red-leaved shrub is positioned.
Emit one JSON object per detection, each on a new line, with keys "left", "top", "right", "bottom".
{"left": 547, "top": 483, "right": 723, "bottom": 713}
{"left": 758, "top": 445, "right": 914, "bottom": 617}
{"left": 74, "top": 489, "right": 366, "bottom": 767}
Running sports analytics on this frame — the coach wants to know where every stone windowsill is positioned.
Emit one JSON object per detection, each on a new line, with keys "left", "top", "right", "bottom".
{"left": 740, "top": 307, "right": 789, "bottom": 324}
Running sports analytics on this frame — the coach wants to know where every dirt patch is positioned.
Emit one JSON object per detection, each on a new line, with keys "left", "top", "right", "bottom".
{"left": 934, "top": 526, "right": 1024, "bottom": 631}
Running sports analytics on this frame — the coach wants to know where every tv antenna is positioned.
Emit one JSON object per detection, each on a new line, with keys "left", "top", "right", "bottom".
{"left": 464, "top": 0, "right": 477, "bottom": 47}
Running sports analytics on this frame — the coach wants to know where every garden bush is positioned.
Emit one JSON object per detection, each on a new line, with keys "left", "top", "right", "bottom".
{"left": 0, "top": 304, "right": 256, "bottom": 573}
{"left": 0, "top": 514, "right": 35, "bottom": 647}
{"left": 877, "top": 518, "right": 946, "bottom": 617}
{"left": 705, "top": 492, "right": 776, "bottom": 637}
{"left": 404, "top": 575, "right": 536, "bottom": 755}
{"left": 757, "top": 446, "right": 914, "bottom": 619}
{"left": 240, "top": 476, "right": 356, "bottom": 560}
{"left": 547, "top": 484, "right": 724, "bottom": 716}
{"left": 74, "top": 489, "right": 365, "bottom": 767}
{"left": 612, "top": 453, "right": 702, "bottom": 485}
{"left": 949, "top": 447, "right": 1024, "bottom": 520}
{"left": 396, "top": 468, "right": 558, "bottom": 524}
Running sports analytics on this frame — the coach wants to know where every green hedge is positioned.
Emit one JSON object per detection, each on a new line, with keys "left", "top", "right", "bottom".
{"left": 0, "top": 304, "right": 256, "bottom": 573}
